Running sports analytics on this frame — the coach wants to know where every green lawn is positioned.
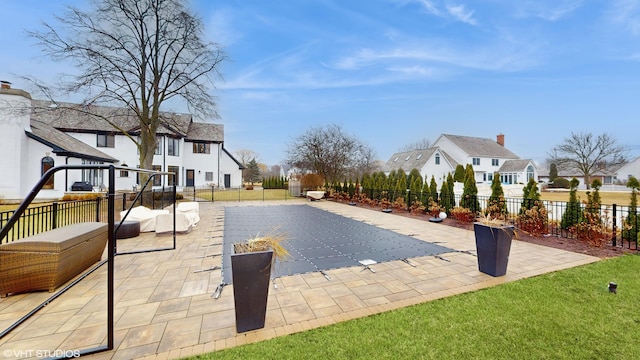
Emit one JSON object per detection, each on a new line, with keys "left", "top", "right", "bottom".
{"left": 195, "top": 188, "right": 293, "bottom": 202}
{"left": 540, "top": 190, "right": 632, "bottom": 205}
{"left": 187, "top": 255, "right": 640, "bottom": 360}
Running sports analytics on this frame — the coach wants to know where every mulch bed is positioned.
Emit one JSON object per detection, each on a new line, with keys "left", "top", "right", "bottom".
{"left": 329, "top": 199, "right": 636, "bottom": 259}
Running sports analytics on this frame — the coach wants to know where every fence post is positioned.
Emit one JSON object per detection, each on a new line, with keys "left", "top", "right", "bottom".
{"left": 52, "top": 202, "right": 58, "bottom": 229}
{"left": 612, "top": 203, "right": 617, "bottom": 247}
{"left": 406, "top": 189, "right": 410, "bottom": 211}
{"left": 96, "top": 197, "right": 101, "bottom": 222}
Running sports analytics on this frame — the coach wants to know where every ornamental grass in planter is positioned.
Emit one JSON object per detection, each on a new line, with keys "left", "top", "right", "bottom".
{"left": 232, "top": 232, "right": 288, "bottom": 333}
{"left": 474, "top": 214, "right": 517, "bottom": 277}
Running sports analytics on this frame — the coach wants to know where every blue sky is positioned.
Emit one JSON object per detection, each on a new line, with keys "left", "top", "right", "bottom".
{"left": 2, "top": 0, "right": 640, "bottom": 167}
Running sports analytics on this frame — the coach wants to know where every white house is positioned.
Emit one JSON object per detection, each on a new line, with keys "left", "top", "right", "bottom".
{"left": 615, "top": 156, "right": 640, "bottom": 184}
{"left": 383, "top": 133, "right": 539, "bottom": 187}
{"left": 0, "top": 85, "right": 243, "bottom": 202}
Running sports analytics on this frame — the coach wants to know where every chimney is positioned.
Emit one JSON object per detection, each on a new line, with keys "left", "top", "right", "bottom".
{"left": 496, "top": 133, "right": 505, "bottom": 147}
{"left": 0, "top": 80, "right": 11, "bottom": 89}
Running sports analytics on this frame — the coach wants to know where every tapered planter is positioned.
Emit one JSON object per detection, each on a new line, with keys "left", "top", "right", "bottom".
{"left": 231, "top": 249, "right": 274, "bottom": 333}
{"left": 473, "top": 223, "right": 514, "bottom": 277}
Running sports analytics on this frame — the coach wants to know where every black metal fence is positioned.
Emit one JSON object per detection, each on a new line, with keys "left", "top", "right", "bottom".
{"left": 354, "top": 187, "right": 639, "bottom": 250}
{"left": 3, "top": 186, "right": 638, "bottom": 250}
{"left": 0, "top": 191, "right": 176, "bottom": 244}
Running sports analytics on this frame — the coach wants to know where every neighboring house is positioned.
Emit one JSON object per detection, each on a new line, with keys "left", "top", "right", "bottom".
{"left": 615, "top": 156, "right": 640, "bottom": 184}
{"left": 0, "top": 85, "right": 243, "bottom": 202}
{"left": 538, "top": 164, "right": 623, "bottom": 187}
{"left": 383, "top": 133, "right": 539, "bottom": 187}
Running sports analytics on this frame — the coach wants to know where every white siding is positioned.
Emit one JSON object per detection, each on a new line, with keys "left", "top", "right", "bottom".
{"left": 0, "top": 91, "right": 31, "bottom": 201}
{"left": 616, "top": 157, "right": 640, "bottom": 183}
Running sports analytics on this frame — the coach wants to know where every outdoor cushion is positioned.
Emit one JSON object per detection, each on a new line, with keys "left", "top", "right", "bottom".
{"left": 120, "top": 206, "right": 170, "bottom": 232}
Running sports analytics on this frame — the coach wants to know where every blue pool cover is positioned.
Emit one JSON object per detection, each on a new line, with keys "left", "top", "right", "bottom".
{"left": 221, "top": 205, "right": 453, "bottom": 284}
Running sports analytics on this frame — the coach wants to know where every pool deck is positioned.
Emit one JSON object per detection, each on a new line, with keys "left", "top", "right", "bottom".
{"left": 0, "top": 200, "right": 599, "bottom": 360}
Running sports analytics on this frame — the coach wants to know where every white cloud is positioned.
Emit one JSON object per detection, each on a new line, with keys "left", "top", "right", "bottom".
{"left": 387, "top": 65, "right": 435, "bottom": 76}
{"left": 446, "top": 4, "right": 478, "bottom": 26}
{"left": 607, "top": 0, "right": 640, "bottom": 36}
{"left": 513, "top": 1, "right": 584, "bottom": 22}
{"left": 417, "top": 0, "right": 443, "bottom": 17}
{"left": 398, "top": 0, "right": 477, "bottom": 25}
{"left": 330, "top": 41, "right": 538, "bottom": 73}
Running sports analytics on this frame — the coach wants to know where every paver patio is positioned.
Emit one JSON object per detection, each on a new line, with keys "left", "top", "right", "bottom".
{"left": 0, "top": 200, "right": 599, "bottom": 359}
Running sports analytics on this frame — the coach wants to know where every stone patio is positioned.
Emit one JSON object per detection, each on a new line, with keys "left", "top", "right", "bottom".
{"left": 0, "top": 200, "right": 599, "bottom": 359}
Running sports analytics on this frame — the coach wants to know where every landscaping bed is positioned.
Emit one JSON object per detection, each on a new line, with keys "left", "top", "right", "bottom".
{"left": 329, "top": 198, "right": 635, "bottom": 259}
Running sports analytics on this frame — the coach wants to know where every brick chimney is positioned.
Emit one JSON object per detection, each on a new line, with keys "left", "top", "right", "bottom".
{"left": 496, "top": 133, "right": 505, "bottom": 146}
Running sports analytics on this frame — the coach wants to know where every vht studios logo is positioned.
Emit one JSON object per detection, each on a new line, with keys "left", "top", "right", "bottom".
{"left": 3, "top": 349, "right": 81, "bottom": 358}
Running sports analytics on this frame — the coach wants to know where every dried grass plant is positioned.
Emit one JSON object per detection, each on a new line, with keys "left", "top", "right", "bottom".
{"left": 233, "top": 231, "right": 289, "bottom": 262}
{"left": 476, "top": 213, "right": 519, "bottom": 239}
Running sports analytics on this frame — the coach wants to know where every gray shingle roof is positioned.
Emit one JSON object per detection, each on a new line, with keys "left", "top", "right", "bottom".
{"left": 30, "top": 100, "right": 223, "bottom": 142}
{"left": 383, "top": 149, "right": 434, "bottom": 172}
{"left": 499, "top": 159, "right": 534, "bottom": 172}
{"left": 186, "top": 122, "right": 223, "bottom": 143}
{"left": 27, "top": 120, "right": 117, "bottom": 162}
{"left": 383, "top": 148, "right": 459, "bottom": 173}
{"left": 440, "top": 134, "right": 520, "bottom": 159}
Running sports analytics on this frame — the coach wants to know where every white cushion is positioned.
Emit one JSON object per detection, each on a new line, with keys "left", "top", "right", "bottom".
{"left": 155, "top": 213, "right": 192, "bottom": 234}
{"left": 165, "top": 202, "right": 200, "bottom": 225}
{"left": 120, "top": 206, "right": 170, "bottom": 232}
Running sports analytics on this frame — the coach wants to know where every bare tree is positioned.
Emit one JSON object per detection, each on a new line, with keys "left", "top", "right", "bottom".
{"left": 398, "top": 137, "right": 432, "bottom": 152}
{"left": 267, "top": 165, "right": 282, "bottom": 178}
{"left": 286, "top": 124, "right": 375, "bottom": 184}
{"left": 548, "top": 132, "right": 628, "bottom": 188}
{"left": 28, "top": 0, "right": 226, "bottom": 171}
{"left": 234, "top": 149, "right": 259, "bottom": 183}
{"left": 234, "top": 149, "right": 259, "bottom": 167}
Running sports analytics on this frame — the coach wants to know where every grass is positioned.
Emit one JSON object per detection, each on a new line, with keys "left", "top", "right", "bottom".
{"left": 540, "top": 190, "right": 632, "bottom": 205}
{"left": 187, "top": 254, "right": 640, "bottom": 360}
{"left": 195, "top": 188, "right": 292, "bottom": 202}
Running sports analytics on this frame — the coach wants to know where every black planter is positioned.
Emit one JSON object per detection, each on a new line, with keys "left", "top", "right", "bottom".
{"left": 231, "top": 250, "right": 274, "bottom": 333}
{"left": 473, "top": 223, "right": 514, "bottom": 277}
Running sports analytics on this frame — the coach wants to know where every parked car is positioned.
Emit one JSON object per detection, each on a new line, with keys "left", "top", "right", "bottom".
{"left": 70, "top": 181, "right": 93, "bottom": 191}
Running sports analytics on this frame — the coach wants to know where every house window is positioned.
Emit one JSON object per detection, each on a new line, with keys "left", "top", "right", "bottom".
{"left": 492, "top": 159, "right": 499, "bottom": 166}
{"left": 488, "top": 173, "right": 493, "bottom": 181}
{"left": 193, "top": 143, "right": 210, "bottom": 154}
{"left": 435, "top": 153, "right": 440, "bottom": 165}
{"left": 205, "top": 172, "right": 214, "bottom": 182}
{"left": 154, "top": 137, "right": 162, "bottom": 155}
{"left": 473, "top": 158, "right": 480, "bottom": 166}
{"left": 405, "top": 155, "right": 411, "bottom": 161}
{"left": 393, "top": 157, "right": 399, "bottom": 162}
{"left": 97, "top": 133, "right": 115, "bottom": 148}
{"left": 41, "top": 156, "right": 55, "bottom": 189}
{"left": 82, "top": 159, "right": 103, "bottom": 187}
{"left": 527, "top": 165, "right": 534, "bottom": 182}
{"left": 167, "top": 138, "right": 180, "bottom": 156}
{"left": 167, "top": 165, "right": 179, "bottom": 186}
{"left": 416, "top": 154, "right": 422, "bottom": 160}
{"left": 120, "top": 163, "right": 129, "bottom": 177}
{"left": 152, "top": 165, "right": 162, "bottom": 186}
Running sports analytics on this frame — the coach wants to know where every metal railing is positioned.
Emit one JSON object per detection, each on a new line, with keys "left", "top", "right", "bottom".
{"left": 0, "top": 165, "right": 177, "bottom": 358}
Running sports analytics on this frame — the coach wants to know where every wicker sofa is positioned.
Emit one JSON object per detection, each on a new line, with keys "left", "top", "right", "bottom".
{"left": 0, "top": 222, "right": 108, "bottom": 297}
